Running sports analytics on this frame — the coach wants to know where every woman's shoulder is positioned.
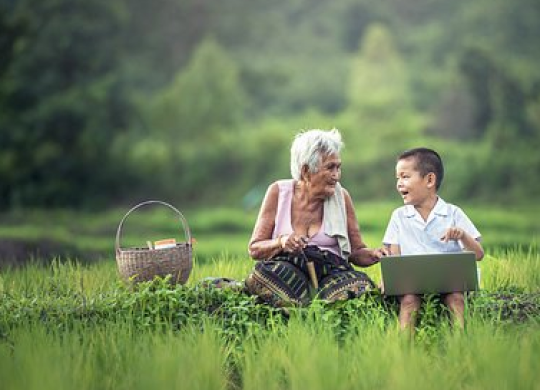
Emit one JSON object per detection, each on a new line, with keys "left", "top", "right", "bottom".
{"left": 267, "top": 179, "right": 294, "bottom": 194}
{"left": 273, "top": 179, "right": 294, "bottom": 188}
{"left": 264, "top": 180, "right": 294, "bottom": 200}
{"left": 339, "top": 185, "right": 352, "bottom": 204}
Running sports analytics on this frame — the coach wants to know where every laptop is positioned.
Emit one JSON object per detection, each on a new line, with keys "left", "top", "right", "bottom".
{"left": 380, "top": 252, "right": 479, "bottom": 296}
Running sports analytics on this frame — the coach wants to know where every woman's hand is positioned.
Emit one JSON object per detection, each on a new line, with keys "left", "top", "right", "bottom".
{"left": 351, "top": 247, "right": 389, "bottom": 267}
{"left": 279, "top": 234, "right": 308, "bottom": 253}
{"left": 368, "top": 247, "right": 390, "bottom": 263}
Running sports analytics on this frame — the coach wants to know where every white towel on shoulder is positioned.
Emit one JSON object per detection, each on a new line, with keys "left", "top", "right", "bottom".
{"left": 323, "top": 182, "right": 351, "bottom": 258}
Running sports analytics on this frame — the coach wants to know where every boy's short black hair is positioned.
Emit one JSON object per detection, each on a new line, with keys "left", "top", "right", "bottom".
{"left": 398, "top": 147, "right": 444, "bottom": 190}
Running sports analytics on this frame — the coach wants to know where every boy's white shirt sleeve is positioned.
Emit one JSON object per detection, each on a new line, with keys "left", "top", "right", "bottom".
{"left": 382, "top": 210, "right": 400, "bottom": 245}
{"left": 454, "top": 206, "right": 482, "bottom": 242}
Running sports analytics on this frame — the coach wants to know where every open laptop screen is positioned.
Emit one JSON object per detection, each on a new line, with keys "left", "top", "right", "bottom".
{"left": 380, "top": 252, "right": 478, "bottom": 296}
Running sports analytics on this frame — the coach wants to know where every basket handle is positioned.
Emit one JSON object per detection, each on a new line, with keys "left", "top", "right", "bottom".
{"left": 115, "top": 200, "right": 192, "bottom": 252}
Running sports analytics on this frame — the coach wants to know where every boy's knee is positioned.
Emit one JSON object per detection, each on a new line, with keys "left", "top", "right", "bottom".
{"left": 400, "top": 294, "right": 421, "bottom": 311}
{"left": 443, "top": 292, "right": 466, "bottom": 329}
{"left": 443, "top": 292, "right": 464, "bottom": 309}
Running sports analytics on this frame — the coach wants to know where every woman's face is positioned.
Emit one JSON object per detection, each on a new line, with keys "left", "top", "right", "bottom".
{"left": 306, "top": 153, "right": 341, "bottom": 198}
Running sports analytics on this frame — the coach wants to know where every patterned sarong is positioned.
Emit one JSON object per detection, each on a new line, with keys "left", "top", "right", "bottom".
{"left": 245, "top": 245, "right": 375, "bottom": 307}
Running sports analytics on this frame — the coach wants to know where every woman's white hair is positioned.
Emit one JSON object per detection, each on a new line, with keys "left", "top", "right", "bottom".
{"left": 290, "top": 128, "right": 343, "bottom": 181}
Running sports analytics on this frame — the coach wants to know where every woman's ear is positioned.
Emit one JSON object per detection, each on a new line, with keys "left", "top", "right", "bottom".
{"left": 301, "top": 164, "right": 310, "bottom": 181}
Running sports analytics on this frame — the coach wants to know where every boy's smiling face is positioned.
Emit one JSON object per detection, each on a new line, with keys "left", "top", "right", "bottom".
{"left": 395, "top": 157, "right": 436, "bottom": 206}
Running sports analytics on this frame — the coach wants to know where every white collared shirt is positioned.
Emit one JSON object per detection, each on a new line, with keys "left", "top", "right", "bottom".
{"left": 382, "top": 197, "right": 481, "bottom": 255}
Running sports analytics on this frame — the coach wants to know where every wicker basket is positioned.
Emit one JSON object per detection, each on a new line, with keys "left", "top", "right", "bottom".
{"left": 115, "top": 200, "right": 193, "bottom": 285}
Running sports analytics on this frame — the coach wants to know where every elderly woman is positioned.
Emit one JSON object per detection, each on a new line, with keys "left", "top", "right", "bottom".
{"left": 245, "top": 129, "right": 386, "bottom": 307}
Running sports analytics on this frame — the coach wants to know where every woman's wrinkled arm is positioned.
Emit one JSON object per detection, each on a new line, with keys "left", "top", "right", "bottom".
{"left": 248, "top": 183, "right": 283, "bottom": 260}
{"left": 343, "top": 189, "right": 386, "bottom": 267}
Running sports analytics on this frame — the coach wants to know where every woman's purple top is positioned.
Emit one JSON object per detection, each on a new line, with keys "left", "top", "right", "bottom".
{"left": 272, "top": 180, "right": 341, "bottom": 257}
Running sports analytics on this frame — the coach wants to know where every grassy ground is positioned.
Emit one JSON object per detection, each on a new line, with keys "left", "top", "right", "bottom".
{"left": 0, "top": 246, "right": 539, "bottom": 390}
{"left": 1, "top": 316, "right": 538, "bottom": 390}
{"left": 0, "top": 201, "right": 538, "bottom": 266}
{"left": 0, "top": 203, "right": 539, "bottom": 389}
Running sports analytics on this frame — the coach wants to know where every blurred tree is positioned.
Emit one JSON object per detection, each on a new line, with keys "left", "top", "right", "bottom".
{"left": 459, "top": 47, "right": 536, "bottom": 145}
{"left": 120, "top": 0, "right": 210, "bottom": 91}
{"left": 209, "top": 0, "right": 354, "bottom": 116}
{"left": 345, "top": 22, "right": 424, "bottom": 148}
{"left": 1, "top": 0, "right": 539, "bottom": 208}
{"left": 459, "top": 0, "right": 540, "bottom": 80}
{"left": 426, "top": 82, "right": 478, "bottom": 140}
{"left": 340, "top": 1, "right": 381, "bottom": 53}
{"left": 0, "top": 0, "right": 132, "bottom": 208}
{"left": 146, "top": 37, "right": 246, "bottom": 141}
{"left": 526, "top": 93, "right": 540, "bottom": 134}
{"left": 347, "top": 23, "right": 411, "bottom": 120}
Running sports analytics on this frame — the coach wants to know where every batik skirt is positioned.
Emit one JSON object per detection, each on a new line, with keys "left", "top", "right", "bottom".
{"left": 245, "top": 245, "right": 376, "bottom": 307}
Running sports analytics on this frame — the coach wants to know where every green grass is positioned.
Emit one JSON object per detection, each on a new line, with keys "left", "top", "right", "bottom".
{"left": 1, "top": 303, "right": 539, "bottom": 390}
{"left": 1, "top": 202, "right": 538, "bottom": 266}
{"left": 239, "top": 315, "right": 540, "bottom": 390}
{"left": 0, "top": 204, "right": 539, "bottom": 389}
{"left": 0, "top": 323, "right": 230, "bottom": 390}
{"left": 1, "top": 245, "right": 538, "bottom": 297}
{"left": 481, "top": 247, "right": 540, "bottom": 292}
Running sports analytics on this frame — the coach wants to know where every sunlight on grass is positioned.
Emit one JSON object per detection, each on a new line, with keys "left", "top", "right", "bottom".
{"left": 190, "top": 254, "right": 253, "bottom": 285}
{"left": 0, "top": 245, "right": 538, "bottom": 390}
{"left": 0, "top": 323, "right": 229, "bottom": 390}
{"left": 1, "top": 202, "right": 538, "bottom": 264}
{"left": 238, "top": 314, "right": 540, "bottom": 390}
{"left": 481, "top": 244, "right": 540, "bottom": 292}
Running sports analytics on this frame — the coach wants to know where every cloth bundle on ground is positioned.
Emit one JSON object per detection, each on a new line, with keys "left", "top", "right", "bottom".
{"left": 199, "top": 277, "right": 245, "bottom": 291}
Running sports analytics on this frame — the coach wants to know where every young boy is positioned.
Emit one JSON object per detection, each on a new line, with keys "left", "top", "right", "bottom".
{"left": 383, "top": 148, "right": 484, "bottom": 333}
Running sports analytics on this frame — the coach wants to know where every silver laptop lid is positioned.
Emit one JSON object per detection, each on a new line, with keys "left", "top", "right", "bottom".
{"left": 380, "top": 252, "right": 478, "bottom": 296}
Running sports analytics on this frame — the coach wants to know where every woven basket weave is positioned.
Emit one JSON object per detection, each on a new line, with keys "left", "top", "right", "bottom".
{"left": 115, "top": 200, "right": 193, "bottom": 285}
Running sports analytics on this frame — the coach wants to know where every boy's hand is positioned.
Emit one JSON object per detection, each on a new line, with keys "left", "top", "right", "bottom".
{"left": 441, "top": 227, "right": 464, "bottom": 242}
{"left": 377, "top": 247, "right": 391, "bottom": 257}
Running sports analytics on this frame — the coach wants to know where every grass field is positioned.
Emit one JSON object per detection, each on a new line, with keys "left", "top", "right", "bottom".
{"left": 0, "top": 201, "right": 538, "bottom": 265}
{"left": 0, "top": 203, "right": 539, "bottom": 389}
{"left": 1, "top": 245, "right": 539, "bottom": 390}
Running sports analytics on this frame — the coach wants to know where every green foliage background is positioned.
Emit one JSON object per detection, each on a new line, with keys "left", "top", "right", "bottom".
{"left": 1, "top": 0, "right": 540, "bottom": 209}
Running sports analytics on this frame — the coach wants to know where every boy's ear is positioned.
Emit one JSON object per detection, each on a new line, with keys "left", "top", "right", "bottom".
{"left": 426, "top": 172, "right": 437, "bottom": 188}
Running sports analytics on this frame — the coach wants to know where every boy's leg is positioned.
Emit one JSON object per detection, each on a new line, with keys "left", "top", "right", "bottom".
{"left": 442, "top": 292, "right": 465, "bottom": 329}
{"left": 399, "top": 294, "right": 421, "bottom": 334}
